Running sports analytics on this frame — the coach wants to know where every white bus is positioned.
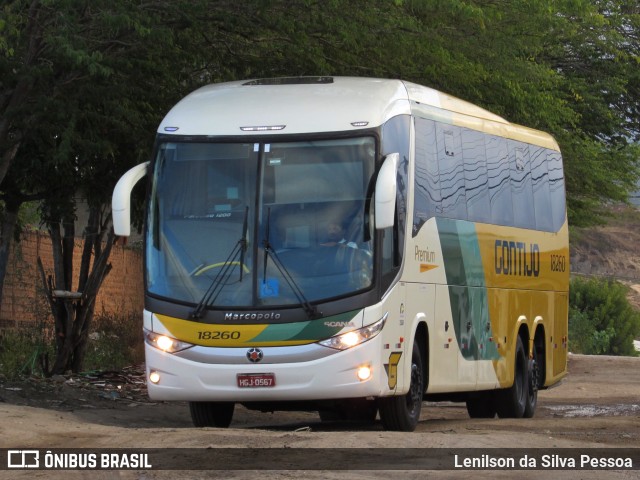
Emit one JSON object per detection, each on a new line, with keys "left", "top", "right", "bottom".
{"left": 112, "top": 77, "right": 569, "bottom": 431}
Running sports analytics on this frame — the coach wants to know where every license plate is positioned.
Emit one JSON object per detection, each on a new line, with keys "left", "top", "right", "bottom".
{"left": 237, "top": 373, "right": 276, "bottom": 388}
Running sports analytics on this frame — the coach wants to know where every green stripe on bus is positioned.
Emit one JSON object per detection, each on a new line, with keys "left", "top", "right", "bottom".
{"left": 250, "top": 310, "right": 360, "bottom": 343}
{"left": 437, "top": 218, "right": 499, "bottom": 361}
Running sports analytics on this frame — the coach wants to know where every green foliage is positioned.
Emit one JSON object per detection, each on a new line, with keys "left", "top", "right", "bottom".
{"left": 2, "top": 0, "right": 640, "bottom": 225}
{"left": 0, "top": 311, "right": 143, "bottom": 379}
{"left": 214, "top": 0, "right": 639, "bottom": 227}
{"left": 83, "top": 311, "right": 144, "bottom": 372}
{"left": 0, "top": 327, "right": 52, "bottom": 380}
{"left": 1, "top": 0, "right": 640, "bottom": 369}
{"left": 569, "top": 277, "right": 640, "bottom": 356}
{"left": 568, "top": 308, "right": 617, "bottom": 355}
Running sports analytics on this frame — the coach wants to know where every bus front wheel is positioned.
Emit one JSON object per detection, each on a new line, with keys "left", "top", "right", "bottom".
{"left": 189, "top": 401, "right": 235, "bottom": 428}
{"left": 318, "top": 398, "right": 378, "bottom": 424}
{"left": 378, "top": 341, "right": 425, "bottom": 432}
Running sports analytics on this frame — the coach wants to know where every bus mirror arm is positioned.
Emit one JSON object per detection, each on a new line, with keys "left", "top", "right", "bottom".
{"left": 374, "top": 153, "right": 399, "bottom": 230}
{"left": 112, "top": 162, "right": 149, "bottom": 236}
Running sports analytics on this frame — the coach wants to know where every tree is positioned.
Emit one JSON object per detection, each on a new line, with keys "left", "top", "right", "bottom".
{"left": 213, "top": 0, "right": 640, "bottom": 225}
{"left": 0, "top": 0, "right": 209, "bottom": 374}
{"left": 392, "top": 0, "right": 640, "bottom": 225}
{"left": 1, "top": 0, "right": 639, "bottom": 373}
{"left": 537, "top": 0, "right": 640, "bottom": 224}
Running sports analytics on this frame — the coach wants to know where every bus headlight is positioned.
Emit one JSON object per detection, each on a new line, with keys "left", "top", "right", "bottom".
{"left": 318, "top": 314, "right": 386, "bottom": 351}
{"left": 144, "top": 329, "right": 193, "bottom": 353}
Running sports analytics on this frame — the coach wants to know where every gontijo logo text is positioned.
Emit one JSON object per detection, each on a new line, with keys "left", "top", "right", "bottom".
{"left": 494, "top": 240, "right": 540, "bottom": 277}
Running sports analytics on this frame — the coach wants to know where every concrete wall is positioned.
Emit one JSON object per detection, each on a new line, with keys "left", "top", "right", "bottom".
{"left": 0, "top": 231, "right": 144, "bottom": 328}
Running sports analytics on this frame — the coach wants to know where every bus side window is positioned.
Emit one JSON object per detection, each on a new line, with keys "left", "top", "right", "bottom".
{"left": 461, "top": 128, "right": 491, "bottom": 224}
{"left": 381, "top": 115, "right": 410, "bottom": 288}
{"left": 382, "top": 224, "right": 394, "bottom": 274}
{"left": 380, "top": 205, "right": 402, "bottom": 290}
{"left": 413, "top": 117, "right": 440, "bottom": 234}
{"left": 547, "top": 150, "right": 566, "bottom": 230}
{"left": 530, "top": 145, "right": 553, "bottom": 231}
{"left": 486, "top": 136, "right": 513, "bottom": 226}
{"left": 437, "top": 123, "right": 467, "bottom": 220}
{"left": 509, "top": 141, "right": 535, "bottom": 229}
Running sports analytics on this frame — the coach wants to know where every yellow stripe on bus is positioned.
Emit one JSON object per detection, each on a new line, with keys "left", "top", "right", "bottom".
{"left": 156, "top": 314, "right": 270, "bottom": 347}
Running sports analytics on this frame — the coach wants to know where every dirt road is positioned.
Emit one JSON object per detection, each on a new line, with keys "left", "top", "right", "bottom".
{"left": 1, "top": 354, "right": 639, "bottom": 479}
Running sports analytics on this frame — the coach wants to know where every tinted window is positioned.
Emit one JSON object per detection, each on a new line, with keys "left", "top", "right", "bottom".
{"left": 413, "top": 117, "right": 440, "bottom": 234}
{"left": 436, "top": 123, "right": 467, "bottom": 219}
{"left": 486, "top": 135, "right": 514, "bottom": 226}
{"left": 381, "top": 115, "right": 411, "bottom": 286}
{"left": 461, "top": 128, "right": 491, "bottom": 223}
{"left": 548, "top": 150, "right": 566, "bottom": 230}
{"left": 508, "top": 141, "right": 535, "bottom": 229}
{"left": 413, "top": 118, "right": 564, "bottom": 233}
{"left": 530, "top": 145, "right": 553, "bottom": 231}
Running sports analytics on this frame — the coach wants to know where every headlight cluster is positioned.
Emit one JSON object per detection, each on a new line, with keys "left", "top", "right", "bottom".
{"left": 144, "top": 329, "right": 193, "bottom": 353}
{"left": 318, "top": 314, "right": 387, "bottom": 350}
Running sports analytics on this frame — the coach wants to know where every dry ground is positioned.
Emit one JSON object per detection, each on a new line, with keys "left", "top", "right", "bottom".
{"left": 0, "top": 353, "right": 639, "bottom": 480}
{"left": 1, "top": 207, "right": 639, "bottom": 479}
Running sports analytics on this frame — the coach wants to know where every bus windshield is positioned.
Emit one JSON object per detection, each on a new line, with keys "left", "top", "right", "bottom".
{"left": 146, "top": 137, "right": 376, "bottom": 310}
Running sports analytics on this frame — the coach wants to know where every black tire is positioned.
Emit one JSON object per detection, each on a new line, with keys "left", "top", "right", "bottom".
{"left": 379, "top": 341, "right": 425, "bottom": 432}
{"left": 318, "top": 399, "right": 377, "bottom": 424}
{"left": 189, "top": 401, "right": 234, "bottom": 428}
{"left": 318, "top": 409, "right": 343, "bottom": 422}
{"left": 496, "top": 336, "right": 528, "bottom": 419}
{"left": 466, "top": 393, "right": 497, "bottom": 418}
{"left": 356, "top": 400, "right": 379, "bottom": 424}
{"left": 523, "top": 345, "right": 539, "bottom": 418}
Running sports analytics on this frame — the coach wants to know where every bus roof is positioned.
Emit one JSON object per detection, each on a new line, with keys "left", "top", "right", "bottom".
{"left": 158, "top": 77, "right": 558, "bottom": 149}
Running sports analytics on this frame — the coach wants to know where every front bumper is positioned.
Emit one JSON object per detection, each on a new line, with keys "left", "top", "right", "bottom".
{"left": 145, "top": 334, "right": 388, "bottom": 402}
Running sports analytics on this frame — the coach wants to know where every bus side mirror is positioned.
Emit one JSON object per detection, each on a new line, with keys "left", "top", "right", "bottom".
{"left": 112, "top": 162, "right": 149, "bottom": 236}
{"left": 375, "top": 153, "right": 399, "bottom": 230}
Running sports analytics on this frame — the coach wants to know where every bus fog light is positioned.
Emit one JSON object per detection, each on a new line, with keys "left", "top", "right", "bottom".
{"left": 357, "top": 366, "right": 372, "bottom": 381}
{"left": 149, "top": 371, "right": 161, "bottom": 384}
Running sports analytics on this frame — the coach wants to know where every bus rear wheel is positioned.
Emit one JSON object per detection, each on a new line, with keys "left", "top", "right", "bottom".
{"left": 189, "top": 401, "right": 235, "bottom": 427}
{"left": 496, "top": 336, "right": 528, "bottom": 419}
{"left": 378, "top": 341, "right": 425, "bottom": 432}
{"left": 523, "top": 346, "right": 539, "bottom": 418}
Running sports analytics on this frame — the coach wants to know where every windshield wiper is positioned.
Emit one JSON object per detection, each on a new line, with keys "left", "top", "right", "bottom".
{"left": 190, "top": 207, "right": 249, "bottom": 319}
{"left": 262, "top": 208, "right": 321, "bottom": 320}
